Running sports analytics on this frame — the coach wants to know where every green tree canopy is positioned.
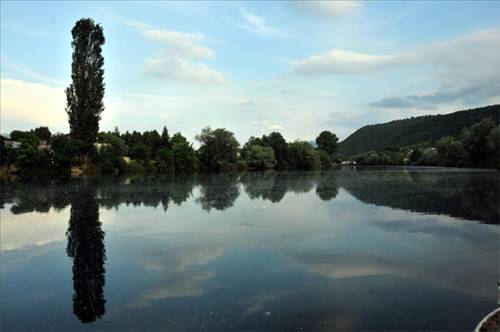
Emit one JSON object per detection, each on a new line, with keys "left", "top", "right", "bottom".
{"left": 65, "top": 18, "right": 105, "bottom": 150}
{"left": 196, "top": 127, "right": 240, "bottom": 172}
{"left": 33, "top": 127, "right": 52, "bottom": 141}
{"left": 316, "top": 130, "right": 339, "bottom": 155}
{"left": 261, "top": 132, "right": 289, "bottom": 169}
{"left": 245, "top": 145, "right": 277, "bottom": 171}
{"left": 288, "top": 141, "right": 320, "bottom": 170}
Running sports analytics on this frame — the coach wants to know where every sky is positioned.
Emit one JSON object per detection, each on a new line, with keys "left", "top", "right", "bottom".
{"left": 1, "top": 1, "right": 499, "bottom": 143}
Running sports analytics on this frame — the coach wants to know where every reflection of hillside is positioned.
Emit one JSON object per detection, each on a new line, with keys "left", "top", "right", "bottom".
{"left": 337, "top": 169, "right": 499, "bottom": 224}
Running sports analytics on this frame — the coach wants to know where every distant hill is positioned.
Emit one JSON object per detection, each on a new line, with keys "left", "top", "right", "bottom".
{"left": 337, "top": 105, "right": 500, "bottom": 156}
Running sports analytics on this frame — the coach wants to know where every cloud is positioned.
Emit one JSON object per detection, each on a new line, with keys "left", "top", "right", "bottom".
{"left": 253, "top": 120, "right": 284, "bottom": 131}
{"left": 144, "top": 57, "right": 224, "bottom": 84}
{"left": 240, "top": 8, "right": 287, "bottom": 38}
{"left": 0, "top": 78, "right": 67, "bottom": 131}
{"left": 126, "top": 19, "right": 223, "bottom": 84}
{"left": 142, "top": 29, "right": 215, "bottom": 59}
{"left": 236, "top": 99, "right": 254, "bottom": 107}
{"left": 294, "top": 49, "right": 406, "bottom": 76}
{"left": 370, "top": 84, "right": 500, "bottom": 109}
{"left": 293, "top": 27, "right": 500, "bottom": 80}
{"left": 288, "top": 1, "right": 363, "bottom": 18}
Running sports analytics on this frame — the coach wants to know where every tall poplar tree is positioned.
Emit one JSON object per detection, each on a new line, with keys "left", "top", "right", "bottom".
{"left": 66, "top": 18, "right": 105, "bottom": 151}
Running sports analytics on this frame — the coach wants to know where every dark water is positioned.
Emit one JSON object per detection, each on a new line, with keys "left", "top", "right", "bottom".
{"left": 0, "top": 167, "right": 499, "bottom": 331}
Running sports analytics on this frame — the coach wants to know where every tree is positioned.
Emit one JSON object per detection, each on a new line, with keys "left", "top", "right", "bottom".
{"left": 196, "top": 127, "right": 240, "bottom": 172}
{"left": 51, "top": 134, "right": 84, "bottom": 167}
{"left": 462, "top": 118, "right": 496, "bottom": 167}
{"left": 487, "top": 125, "right": 500, "bottom": 169}
{"left": 33, "top": 127, "right": 52, "bottom": 141}
{"left": 261, "top": 132, "right": 289, "bottom": 169}
{"left": 436, "top": 136, "right": 465, "bottom": 167}
{"left": 241, "top": 136, "right": 264, "bottom": 160}
{"left": 65, "top": 18, "right": 105, "bottom": 151}
{"left": 170, "top": 133, "right": 198, "bottom": 173}
{"left": 10, "top": 130, "right": 39, "bottom": 147}
{"left": 161, "top": 126, "right": 171, "bottom": 149}
{"left": 317, "top": 150, "right": 332, "bottom": 169}
{"left": 130, "top": 144, "right": 151, "bottom": 161}
{"left": 316, "top": 130, "right": 339, "bottom": 155}
{"left": 142, "top": 130, "right": 162, "bottom": 156}
{"left": 96, "top": 133, "right": 127, "bottom": 173}
{"left": 288, "top": 141, "right": 321, "bottom": 170}
{"left": 245, "top": 145, "right": 277, "bottom": 171}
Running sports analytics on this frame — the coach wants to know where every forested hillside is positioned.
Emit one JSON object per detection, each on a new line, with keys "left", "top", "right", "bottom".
{"left": 337, "top": 105, "right": 500, "bottom": 156}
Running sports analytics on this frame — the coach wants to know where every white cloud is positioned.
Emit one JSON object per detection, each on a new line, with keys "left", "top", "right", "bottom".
{"left": 125, "top": 19, "right": 223, "bottom": 84}
{"left": 144, "top": 57, "right": 224, "bottom": 84}
{"left": 240, "top": 8, "right": 287, "bottom": 38}
{"left": 294, "top": 49, "right": 406, "bottom": 76}
{"left": 142, "top": 29, "right": 215, "bottom": 59}
{"left": 288, "top": 1, "right": 363, "bottom": 18}
{"left": 293, "top": 28, "right": 500, "bottom": 82}
{"left": 0, "top": 78, "right": 67, "bottom": 131}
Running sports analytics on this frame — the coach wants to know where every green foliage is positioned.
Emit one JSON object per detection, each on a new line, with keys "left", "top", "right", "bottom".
{"left": 408, "top": 149, "right": 423, "bottom": 164}
{"left": 487, "top": 126, "right": 500, "bottom": 169}
{"left": 461, "top": 118, "right": 497, "bottom": 167}
{"left": 261, "top": 132, "right": 289, "bottom": 169}
{"left": 130, "top": 144, "right": 151, "bottom": 161}
{"left": 338, "top": 105, "right": 500, "bottom": 156}
{"left": 98, "top": 132, "right": 127, "bottom": 156}
{"left": 96, "top": 133, "right": 127, "bottom": 173}
{"left": 51, "top": 135, "right": 84, "bottom": 167}
{"left": 317, "top": 150, "right": 333, "bottom": 169}
{"left": 170, "top": 133, "right": 198, "bottom": 173}
{"left": 244, "top": 145, "right": 277, "bottom": 171}
{"left": 418, "top": 148, "right": 439, "bottom": 166}
{"left": 161, "top": 126, "right": 171, "bottom": 149}
{"left": 288, "top": 141, "right": 321, "bottom": 170}
{"left": 316, "top": 130, "right": 339, "bottom": 155}
{"left": 65, "top": 18, "right": 105, "bottom": 150}
{"left": 196, "top": 127, "right": 240, "bottom": 172}
{"left": 156, "top": 148, "right": 175, "bottom": 174}
{"left": 142, "top": 130, "right": 162, "bottom": 157}
{"left": 10, "top": 130, "right": 39, "bottom": 147}
{"left": 436, "top": 136, "right": 466, "bottom": 167}
{"left": 33, "top": 127, "right": 52, "bottom": 141}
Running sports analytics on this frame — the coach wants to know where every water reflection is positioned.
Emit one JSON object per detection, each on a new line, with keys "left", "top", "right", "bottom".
{"left": 66, "top": 187, "right": 106, "bottom": 323}
{"left": 0, "top": 168, "right": 498, "bottom": 330}
{"left": 1, "top": 168, "right": 497, "bottom": 223}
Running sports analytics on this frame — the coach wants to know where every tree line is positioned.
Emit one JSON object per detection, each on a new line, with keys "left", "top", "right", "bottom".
{"left": 0, "top": 18, "right": 343, "bottom": 176}
{"left": 351, "top": 117, "right": 499, "bottom": 169}
{"left": 0, "top": 124, "right": 341, "bottom": 176}
{"left": 1, "top": 18, "right": 498, "bottom": 176}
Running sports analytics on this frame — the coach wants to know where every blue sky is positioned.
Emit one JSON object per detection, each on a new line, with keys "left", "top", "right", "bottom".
{"left": 1, "top": 1, "right": 499, "bottom": 143}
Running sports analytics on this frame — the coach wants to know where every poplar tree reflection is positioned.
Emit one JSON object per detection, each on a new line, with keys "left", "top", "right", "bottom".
{"left": 66, "top": 189, "right": 106, "bottom": 323}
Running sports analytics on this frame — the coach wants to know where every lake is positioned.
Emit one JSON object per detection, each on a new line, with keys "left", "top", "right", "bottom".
{"left": 0, "top": 167, "right": 498, "bottom": 331}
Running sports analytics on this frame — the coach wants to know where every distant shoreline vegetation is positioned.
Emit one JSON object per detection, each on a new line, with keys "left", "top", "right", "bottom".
{"left": 0, "top": 113, "right": 498, "bottom": 178}
{"left": 0, "top": 18, "right": 498, "bottom": 177}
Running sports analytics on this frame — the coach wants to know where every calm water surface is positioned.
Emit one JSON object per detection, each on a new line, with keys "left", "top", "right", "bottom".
{"left": 1, "top": 167, "right": 499, "bottom": 331}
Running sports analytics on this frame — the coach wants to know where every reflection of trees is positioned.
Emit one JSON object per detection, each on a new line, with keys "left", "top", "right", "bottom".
{"left": 196, "top": 174, "right": 240, "bottom": 211}
{"left": 2, "top": 169, "right": 497, "bottom": 223}
{"left": 66, "top": 188, "right": 106, "bottom": 323}
{"left": 241, "top": 172, "right": 286, "bottom": 203}
{"left": 315, "top": 172, "right": 339, "bottom": 201}
{"left": 338, "top": 169, "right": 499, "bottom": 224}
{"left": 241, "top": 172, "right": 317, "bottom": 203}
